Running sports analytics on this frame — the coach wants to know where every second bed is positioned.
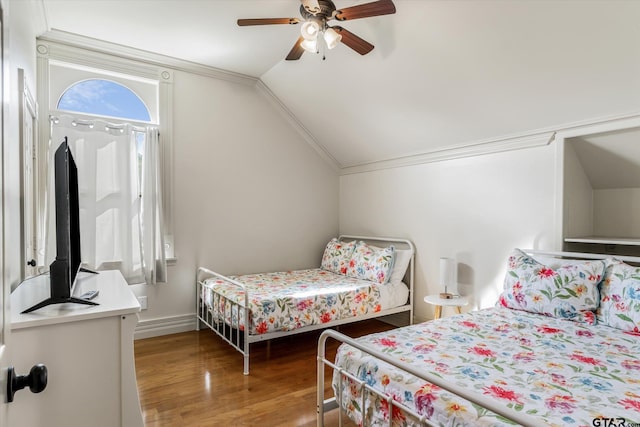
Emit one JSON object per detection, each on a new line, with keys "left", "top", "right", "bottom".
{"left": 196, "top": 235, "right": 415, "bottom": 374}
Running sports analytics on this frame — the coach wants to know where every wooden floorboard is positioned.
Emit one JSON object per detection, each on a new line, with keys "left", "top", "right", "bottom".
{"left": 134, "top": 319, "right": 395, "bottom": 426}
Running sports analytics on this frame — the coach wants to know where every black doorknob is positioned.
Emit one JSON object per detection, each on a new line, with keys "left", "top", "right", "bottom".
{"left": 26, "top": 259, "right": 36, "bottom": 267}
{"left": 7, "top": 364, "right": 48, "bottom": 403}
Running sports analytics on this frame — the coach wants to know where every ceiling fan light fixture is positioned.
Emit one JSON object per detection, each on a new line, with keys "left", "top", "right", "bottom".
{"left": 324, "top": 27, "right": 342, "bottom": 49}
{"left": 238, "top": 0, "right": 396, "bottom": 61}
{"left": 301, "top": 38, "right": 318, "bottom": 53}
{"left": 301, "top": 20, "right": 320, "bottom": 40}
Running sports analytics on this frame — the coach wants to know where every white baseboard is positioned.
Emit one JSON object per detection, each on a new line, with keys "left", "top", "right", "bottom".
{"left": 134, "top": 314, "right": 196, "bottom": 340}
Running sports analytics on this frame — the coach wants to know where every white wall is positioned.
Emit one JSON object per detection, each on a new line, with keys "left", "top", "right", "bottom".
{"left": 339, "top": 144, "right": 557, "bottom": 322}
{"left": 594, "top": 188, "right": 640, "bottom": 238}
{"left": 130, "top": 70, "right": 339, "bottom": 333}
{"left": 563, "top": 141, "right": 594, "bottom": 238}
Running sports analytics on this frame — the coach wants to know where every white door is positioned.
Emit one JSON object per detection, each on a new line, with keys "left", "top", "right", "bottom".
{"left": 0, "top": 2, "right": 11, "bottom": 424}
{"left": 19, "top": 68, "right": 38, "bottom": 278}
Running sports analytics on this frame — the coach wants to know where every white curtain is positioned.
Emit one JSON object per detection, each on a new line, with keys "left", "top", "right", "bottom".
{"left": 139, "top": 128, "right": 167, "bottom": 284}
{"left": 47, "top": 115, "right": 167, "bottom": 284}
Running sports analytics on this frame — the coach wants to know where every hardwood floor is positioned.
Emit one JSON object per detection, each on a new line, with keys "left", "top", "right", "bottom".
{"left": 134, "top": 319, "right": 395, "bottom": 426}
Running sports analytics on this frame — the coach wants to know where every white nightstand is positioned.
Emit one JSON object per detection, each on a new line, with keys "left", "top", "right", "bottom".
{"left": 424, "top": 294, "right": 469, "bottom": 319}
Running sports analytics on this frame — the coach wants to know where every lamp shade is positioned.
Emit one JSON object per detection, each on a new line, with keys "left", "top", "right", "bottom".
{"left": 323, "top": 27, "right": 342, "bottom": 49}
{"left": 301, "top": 38, "right": 318, "bottom": 53}
{"left": 301, "top": 20, "right": 320, "bottom": 40}
{"left": 439, "top": 257, "right": 458, "bottom": 295}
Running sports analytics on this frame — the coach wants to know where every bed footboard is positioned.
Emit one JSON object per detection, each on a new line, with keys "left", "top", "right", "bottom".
{"left": 316, "top": 329, "right": 542, "bottom": 427}
{"left": 196, "top": 267, "right": 251, "bottom": 375}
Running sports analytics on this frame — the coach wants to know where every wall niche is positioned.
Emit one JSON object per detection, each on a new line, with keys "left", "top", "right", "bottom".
{"left": 562, "top": 126, "right": 640, "bottom": 257}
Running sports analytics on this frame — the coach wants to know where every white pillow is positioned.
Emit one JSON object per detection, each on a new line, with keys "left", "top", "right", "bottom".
{"left": 389, "top": 248, "right": 412, "bottom": 285}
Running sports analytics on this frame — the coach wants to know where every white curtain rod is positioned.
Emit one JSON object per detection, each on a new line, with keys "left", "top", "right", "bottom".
{"left": 50, "top": 114, "right": 154, "bottom": 133}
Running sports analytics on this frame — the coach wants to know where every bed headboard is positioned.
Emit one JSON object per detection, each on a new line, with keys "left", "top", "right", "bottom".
{"left": 338, "top": 235, "right": 415, "bottom": 253}
{"left": 524, "top": 249, "right": 640, "bottom": 266}
{"left": 338, "top": 235, "right": 416, "bottom": 324}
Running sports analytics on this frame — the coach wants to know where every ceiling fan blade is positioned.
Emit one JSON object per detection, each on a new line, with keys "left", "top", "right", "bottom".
{"left": 335, "top": 0, "right": 396, "bottom": 21}
{"left": 285, "top": 36, "right": 306, "bottom": 61}
{"left": 332, "top": 27, "right": 374, "bottom": 55}
{"left": 237, "top": 18, "right": 300, "bottom": 26}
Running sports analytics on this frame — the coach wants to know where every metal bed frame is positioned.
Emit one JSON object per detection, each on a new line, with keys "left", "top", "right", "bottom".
{"left": 317, "top": 328, "right": 542, "bottom": 427}
{"left": 196, "top": 235, "right": 415, "bottom": 375}
{"left": 316, "top": 249, "right": 640, "bottom": 426}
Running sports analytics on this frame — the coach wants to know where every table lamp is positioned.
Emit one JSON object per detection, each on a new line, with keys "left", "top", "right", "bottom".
{"left": 439, "top": 257, "right": 458, "bottom": 299}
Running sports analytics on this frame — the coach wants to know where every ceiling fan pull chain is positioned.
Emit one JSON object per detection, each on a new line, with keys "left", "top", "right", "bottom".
{"left": 321, "top": 31, "right": 326, "bottom": 60}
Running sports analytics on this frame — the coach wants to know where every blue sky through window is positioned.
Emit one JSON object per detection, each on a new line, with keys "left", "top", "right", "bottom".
{"left": 58, "top": 79, "right": 151, "bottom": 122}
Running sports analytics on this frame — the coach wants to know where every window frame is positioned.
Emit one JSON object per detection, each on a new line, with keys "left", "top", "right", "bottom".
{"left": 36, "top": 40, "right": 175, "bottom": 263}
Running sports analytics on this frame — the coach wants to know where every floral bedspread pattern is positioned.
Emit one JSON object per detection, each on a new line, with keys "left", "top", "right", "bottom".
{"left": 333, "top": 307, "right": 640, "bottom": 426}
{"left": 202, "top": 269, "right": 382, "bottom": 335}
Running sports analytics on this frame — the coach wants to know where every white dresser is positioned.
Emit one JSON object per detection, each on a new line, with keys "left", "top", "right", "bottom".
{"left": 9, "top": 270, "right": 143, "bottom": 427}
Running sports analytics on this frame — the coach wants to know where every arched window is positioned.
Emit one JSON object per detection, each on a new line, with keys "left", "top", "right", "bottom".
{"left": 36, "top": 53, "right": 174, "bottom": 277}
{"left": 57, "top": 79, "right": 151, "bottom": 122}
{"left": 50, "top": 75, "right": 168, "bottom": 283}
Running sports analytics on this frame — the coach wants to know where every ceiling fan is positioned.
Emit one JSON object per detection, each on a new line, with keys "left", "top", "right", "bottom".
{"left": 237, "top": 0, "right": 396, "bottom": 60}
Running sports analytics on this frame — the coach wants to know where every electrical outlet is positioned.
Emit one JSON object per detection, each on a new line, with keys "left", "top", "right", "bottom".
{"left": 137, "top": 296, "right": 148, "bottom": 310}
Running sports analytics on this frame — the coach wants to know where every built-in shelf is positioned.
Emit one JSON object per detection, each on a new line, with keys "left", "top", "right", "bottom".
{"left": 561, "top": 127, "right": 640, "bottom": 258}
{"left": 564, "top": 236, "right": 640, "bottom": 247}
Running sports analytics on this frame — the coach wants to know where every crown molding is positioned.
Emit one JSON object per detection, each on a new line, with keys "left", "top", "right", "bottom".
{"left": 340, "top": 111, "right": 640, "bottom": 175}
{"left": 37, "top": 29, "right": 258, "bottom": 87}
{"left": 340, "top": 131, "right": 556, "bottom": 175}
{"left": 255, "top": 80, "right": 341, "bottom": 172}
{"left": 553, "top": 112, "right": 640, "bottom": 139}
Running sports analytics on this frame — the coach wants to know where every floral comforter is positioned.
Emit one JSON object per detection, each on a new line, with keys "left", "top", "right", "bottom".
{"left": 333, "top": 307, "right": 640, "bottom": 426}
{"left": 201, "top": 268, "right": 383, "bottom": 335}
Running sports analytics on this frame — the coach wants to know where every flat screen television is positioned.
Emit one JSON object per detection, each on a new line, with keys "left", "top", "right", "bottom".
{"left": 22, "top": 138, "right": 98, "bottom": 313}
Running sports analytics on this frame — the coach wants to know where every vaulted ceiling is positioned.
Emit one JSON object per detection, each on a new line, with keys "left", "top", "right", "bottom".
{"left": 39, "top": 0, "right": 640, "bottom": 169}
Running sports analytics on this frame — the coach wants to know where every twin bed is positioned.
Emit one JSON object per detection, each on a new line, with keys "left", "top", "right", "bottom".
{"left": 317, "top": 249, "right": 640, "bottom": 426}
{"left": 196, "top": 235, "right": 415, "bottom": 375}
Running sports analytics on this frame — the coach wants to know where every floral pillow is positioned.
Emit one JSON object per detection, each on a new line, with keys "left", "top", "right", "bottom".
{"left": 498, "top": 248, "right": 604, "bottom": 324}
{"left": 346, "top": 241, "right": 395, "bottom": 284}
{"left": 597, "top": 259, "right": 640, "bottom": 333}
{"left": 369, "top": 245, "right": 412, "bottom": 285}
{"left": 320, "top": 238, "right": 356, "bottom": 275}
